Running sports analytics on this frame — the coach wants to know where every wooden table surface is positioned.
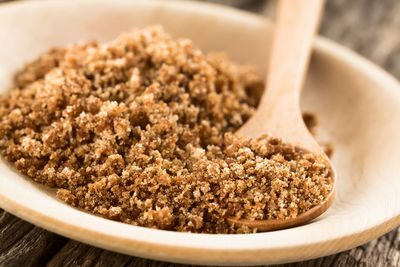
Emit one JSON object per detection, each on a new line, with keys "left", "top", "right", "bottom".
{"left": 1, "top": 0, "right": 400, "bottom": 266}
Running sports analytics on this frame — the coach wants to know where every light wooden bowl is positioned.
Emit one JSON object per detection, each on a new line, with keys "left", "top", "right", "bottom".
{"left": 0, "top": 0, "right": 399, "bottom": 265}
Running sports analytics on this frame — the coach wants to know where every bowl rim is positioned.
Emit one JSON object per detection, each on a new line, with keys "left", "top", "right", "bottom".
{"left": 0, "top": 0, "right": 400, "bottom": 265}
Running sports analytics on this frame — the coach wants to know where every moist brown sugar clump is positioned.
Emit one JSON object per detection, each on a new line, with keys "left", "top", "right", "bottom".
{"left": 0, "top": 27, "right": 333, "bottom": 233}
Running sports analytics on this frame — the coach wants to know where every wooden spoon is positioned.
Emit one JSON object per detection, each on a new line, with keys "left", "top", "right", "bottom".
{"left": 228, "top": 0, "right": 336, "bottom": 232}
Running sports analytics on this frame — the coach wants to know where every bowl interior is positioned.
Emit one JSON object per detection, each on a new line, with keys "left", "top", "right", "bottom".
{"left": 0, "top": 0, "right": 400, "bottom": 265}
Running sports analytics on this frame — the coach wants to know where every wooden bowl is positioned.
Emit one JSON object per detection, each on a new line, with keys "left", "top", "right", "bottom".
{"left": 0, "top": 0, "right": 399, "bottom": 265}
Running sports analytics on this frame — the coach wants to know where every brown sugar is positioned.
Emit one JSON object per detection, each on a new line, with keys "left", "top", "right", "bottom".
{"left": 0, "top": 27, "right": 333, "bottom": 233}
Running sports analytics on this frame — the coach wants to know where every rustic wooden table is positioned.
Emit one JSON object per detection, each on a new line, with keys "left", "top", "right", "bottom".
{"left": 1, "top": 0, "right": 399, "bottom": 266}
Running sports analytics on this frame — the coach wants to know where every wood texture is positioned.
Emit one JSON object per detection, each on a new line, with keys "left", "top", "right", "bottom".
{"left": 0, "top": 0, "right": 400, "bottom": 266}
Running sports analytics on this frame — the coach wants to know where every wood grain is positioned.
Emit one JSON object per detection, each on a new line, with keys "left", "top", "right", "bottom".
{"left": 0, "top": 0, "right": 400, "bottom": 266}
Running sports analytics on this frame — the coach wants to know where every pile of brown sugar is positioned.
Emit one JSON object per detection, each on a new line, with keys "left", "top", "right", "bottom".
{"left": 0, "top": 27, "right": 333, "bottom": 233}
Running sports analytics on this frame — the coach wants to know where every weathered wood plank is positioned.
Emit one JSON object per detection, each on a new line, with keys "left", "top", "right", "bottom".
{"left": 0, "top": 209, "right": 68, "bottom": 267}
{"left": 0, "top": 210, "right": 34, "bottom": 254}
{"left": 46, "top": 241, "right": 133, "bottom": 267}
{"left": 320, "top": 0, "right": 400, "bottom": 79}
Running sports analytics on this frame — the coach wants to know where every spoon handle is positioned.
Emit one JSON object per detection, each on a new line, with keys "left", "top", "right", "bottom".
{"left": 257, "top": 0, "right": 324, "bottom": 150}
